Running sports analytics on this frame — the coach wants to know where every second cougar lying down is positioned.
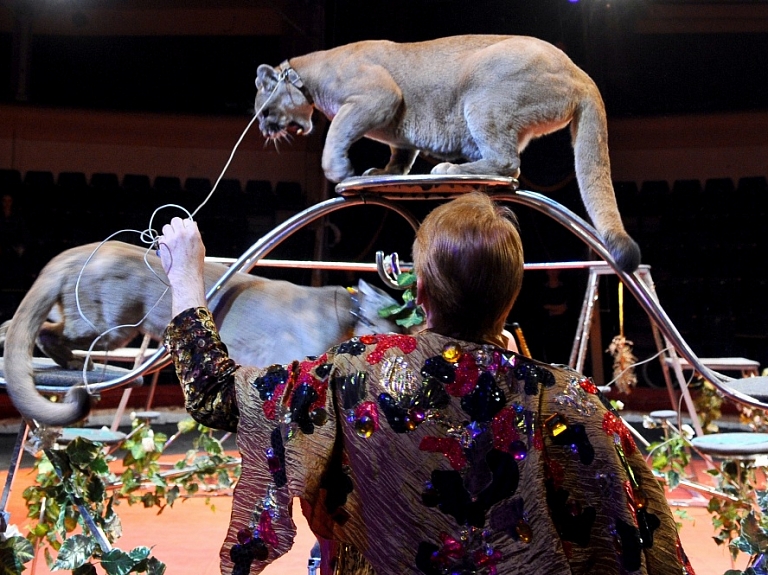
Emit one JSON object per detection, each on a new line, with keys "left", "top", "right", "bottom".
{"left": 1, "top": 241, "right": 402, "bottom": 427}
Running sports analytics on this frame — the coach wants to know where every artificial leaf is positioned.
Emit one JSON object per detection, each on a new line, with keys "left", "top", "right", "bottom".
{"left": 741, "top": 512, "right": 768, "bottom": 553}
{"left": 51, "top": 533, "right": 97, "bottom": 570}
{"left": 667, "top": 470, "right": 681, "bottom": 491}
{"left": 90, "top": 456, "right": 110, "bottom": 476}
{"left": 378, "top": 301, "right": 410, "bottom": 318}
{"left": 146, "top": 556, "right": 167, "bottom": 575}
{"left": 67, "top": 437, "right": 102, "bottom": 466}
{"left": 166, "top": 486, "right": 180, "bottom": 507}
{"left": 73, "top": 562, "right": 98, "bottom": 575}
{"left": 101, "top": 548, "right": 136, "bottom": 575}
{"left": 86, "top": 475, "right": 106, "bottom": 503}
{"left": 0, "top": 535, "right": 34, "bottom": 574}
{"left": 130, "top": 442, "right": 147, "bottom": 461}
{"left": 396, "top": 270, "right": 416, "bottom": 288}
{"left": 128, "top": 546, "right": 151, "bottom": 562}
{"left": 731, "top": 535, "right": 756, "bottom": 555}
{"left": 396, "top": 308, "right": 426, "bottom": 328}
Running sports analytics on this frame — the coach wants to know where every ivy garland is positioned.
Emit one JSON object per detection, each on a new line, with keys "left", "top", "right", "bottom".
{"left": 0, "top": 417, "right": 240, "bottom": 574}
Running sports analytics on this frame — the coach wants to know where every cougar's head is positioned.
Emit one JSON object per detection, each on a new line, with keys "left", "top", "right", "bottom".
{"left": 254, "top": 64, "right": 313, "bottom": 143}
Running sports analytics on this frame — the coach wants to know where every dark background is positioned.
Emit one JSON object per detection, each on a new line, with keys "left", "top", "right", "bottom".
{"left": 1, "top": 1, "right": 766, "bottom": 117}
{"left": 0, "top": 0, "right": 766, "bottom": 384}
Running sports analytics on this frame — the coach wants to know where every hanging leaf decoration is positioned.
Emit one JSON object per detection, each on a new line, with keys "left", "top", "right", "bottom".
{"left": 377, "top": 270, "right": 426, "bottom": 328}
{"left": 607, "top": 282, "right": 637, "bottom": 394}
{"left": 606, "top": 335, "right": 638, "bottom": 394}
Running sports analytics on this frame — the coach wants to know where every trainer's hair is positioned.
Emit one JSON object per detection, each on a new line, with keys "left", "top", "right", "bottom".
{"left": 412, "top": 192, "right": 524, "bottom": 344}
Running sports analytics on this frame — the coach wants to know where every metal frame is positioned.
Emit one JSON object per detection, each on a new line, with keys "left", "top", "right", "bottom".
{"left": 37, "top": 175, "right": 767, "bottom": 415}
{"left": 4, "top": 174, "right": 766, "bottom": 562}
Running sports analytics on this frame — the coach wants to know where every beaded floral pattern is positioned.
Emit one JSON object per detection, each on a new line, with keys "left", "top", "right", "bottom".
{"left": 165, "top": 310, "right": 692, "bottom": 575}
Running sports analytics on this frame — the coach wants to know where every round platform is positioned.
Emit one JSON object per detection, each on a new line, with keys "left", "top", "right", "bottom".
{"left": 132, "top": 410, "right": 162, "bottom": 421}
{"left": 722, "top": 376, "right": 768, "bottom": 403}
{"left": 335, "top": 174, "right": 518, "bottom": 199}
{"left": 0, "top": 357, "right": 143, "bottom": 394}
{"left": 691, "top": 432, "right": 768, "bottom": 458}
{"left": 649, "top": 410, "right": 679, "bottom": 421}
{"left": 56, "top": 427, "right": 127, "bottom": 445}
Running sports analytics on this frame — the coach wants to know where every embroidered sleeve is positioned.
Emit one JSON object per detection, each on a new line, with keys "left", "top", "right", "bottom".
{"left": 163, "top": 306, "right": 240, "bottom": 432}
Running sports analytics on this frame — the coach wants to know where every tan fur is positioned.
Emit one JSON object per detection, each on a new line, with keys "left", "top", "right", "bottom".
{"left": 1, "top": 241, "right": 400, "bottom": 426}
{"left": 254, "top": 34, "right": 640, "bottom": 271}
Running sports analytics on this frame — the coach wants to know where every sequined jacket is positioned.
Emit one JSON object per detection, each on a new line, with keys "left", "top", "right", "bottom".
{"left": 164, "top": 307, "right": 693, "bottom": 575}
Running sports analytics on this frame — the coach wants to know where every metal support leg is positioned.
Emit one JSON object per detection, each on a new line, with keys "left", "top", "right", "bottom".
{"left": 0, "top": 422, "right": 29, "bottom": 533}
{"left": 571, "top": 268, "right": 600, "bottom": 372}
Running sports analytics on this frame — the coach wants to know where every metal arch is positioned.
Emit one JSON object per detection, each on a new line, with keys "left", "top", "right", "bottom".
{"left": 69, "top": 195, "right": 422, "bottom": 394}
{"left": 20, "top": 178, "right": 767, "bottom": 412}
{"left": 490, "top": 189, "right": 768, "bottom": 412}
{"left": 209, "top": 195, "right": 420, "bottom": 291}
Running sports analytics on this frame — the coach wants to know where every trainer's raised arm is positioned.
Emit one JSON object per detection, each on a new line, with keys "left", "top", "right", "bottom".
{"left": 157, "top": 217, "right": 208, "bottom": 316}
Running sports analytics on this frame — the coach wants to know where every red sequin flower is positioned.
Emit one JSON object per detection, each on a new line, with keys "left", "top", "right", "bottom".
{"left": 446, "top": 352, "right": 479, "bottom": 397}
{"left": 296, "top": 366, "right": 328, "bottom": 413}
{"left": 366, "top": 334, "right": 418, "bottom": 365}
{"left": 257, "top": 510, "right": 278, "bottom": 547}
{"left": 623, "top": 480, "right": 639, "bottom": 524}
{"left": 263, "top": 399, "right": 277, "bottom": 420}
{"left": 602, "top": 412, "right": 637, "bottom": 456}
{"left": 491, "top": 407, "right": 521, "bottom": 453}
{"left": 262, "top": 381, "right": 287, "bottom": 420}
{"left": 578, "top": 377, "right": 599, "bottom": 394}
{"left": 545, "top": 459, "right": 566, "bottom": 487}
{"left": 419, "top": 436, "right": 467, "bottom": 470}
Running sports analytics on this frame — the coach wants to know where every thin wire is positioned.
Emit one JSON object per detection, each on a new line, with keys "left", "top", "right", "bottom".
{"left": 603, "top": 346, "right": 672, "bottom": 389}
{"left": 72, "top": 75, "right": 288, "bottom": 388}
{"left": 189, "top": 113, "right": 260, "bottom": 221}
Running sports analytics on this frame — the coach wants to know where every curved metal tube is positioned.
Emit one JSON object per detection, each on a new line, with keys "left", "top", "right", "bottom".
{"left": 210, "top": 196, "right": 420, "bottom": 291}
{"left": 376, "top": 251, "right": 405, "bottom": 290}
{"left": 25, "top": 184, "right": 764, "bottom": 413}
{"left": 70, "top": 196, "right": 421, "bottom": 395}
{"left": 491, "top": 189, "right": 768, "bottom": 411}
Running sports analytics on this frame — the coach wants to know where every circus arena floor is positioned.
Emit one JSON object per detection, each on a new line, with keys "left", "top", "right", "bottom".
{"left": 0, "top": 409, "right": 754, "bottom": 575}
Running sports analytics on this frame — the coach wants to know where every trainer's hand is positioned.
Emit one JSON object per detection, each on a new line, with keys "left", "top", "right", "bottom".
{"left": 157, "top": 217, "right": 208, "bottom": 315}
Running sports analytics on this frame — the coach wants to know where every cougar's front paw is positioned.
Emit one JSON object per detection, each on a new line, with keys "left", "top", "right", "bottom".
{"left": 63, "top": 357, "right": 88, "bottom": 370}
{"left": 323, "top": 157, "right": 355, "bottom": 183}
{"left": 431, "top": 162, "right": 464, "bottom": 175}
{"left": 362, "top": 167, "right": 390, "bottom": 177}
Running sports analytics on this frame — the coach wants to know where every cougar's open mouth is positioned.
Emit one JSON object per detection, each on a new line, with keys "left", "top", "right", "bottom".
{"left": 260, "top": 120, "right": 307, "bottom": 139}
{"left": 286, "top": 121, "right": 305, "bottom": 135}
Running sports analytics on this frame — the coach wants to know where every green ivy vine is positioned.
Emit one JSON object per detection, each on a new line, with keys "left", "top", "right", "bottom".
{"left": 0, "top": 417, "right": 240, "bottom": 574}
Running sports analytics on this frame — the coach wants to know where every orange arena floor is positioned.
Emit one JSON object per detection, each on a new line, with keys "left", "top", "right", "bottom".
{"left": 0, "top": 447, "right": 751, "bottom": 575}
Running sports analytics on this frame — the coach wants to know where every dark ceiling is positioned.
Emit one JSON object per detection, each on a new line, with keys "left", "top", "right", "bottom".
{"left": 0, "top": 0, "right": 765, "bottom": 117}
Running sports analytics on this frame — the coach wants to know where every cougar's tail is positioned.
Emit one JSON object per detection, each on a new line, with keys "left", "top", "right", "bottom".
{"left": 4, "top": 251, "right": 91, "bottom": 426}
{"left": 571, "top": 87, "right": 641, "bottom": 272}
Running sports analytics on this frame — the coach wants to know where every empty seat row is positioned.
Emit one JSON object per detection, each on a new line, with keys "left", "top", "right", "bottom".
{"left": 0, "top": 170, "right": 307, "bottom": 217}
{"left": 0, "top": 170, "right": 312, "bottom": 263}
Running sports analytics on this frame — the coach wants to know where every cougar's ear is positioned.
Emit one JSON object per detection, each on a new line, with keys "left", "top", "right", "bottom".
{"left": 256, "top": 64, "right": 279, "bottom": 91}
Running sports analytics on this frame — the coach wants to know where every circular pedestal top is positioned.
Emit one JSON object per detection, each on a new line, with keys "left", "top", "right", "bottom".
{"left": 0, "top": 357, "right": 143, "bottom": 393}
{"left": 132, "top": 410, "right": 162, "bottom": 421}
{"left": 722, "top": 376, "right": 768, "bottom": 403}
{"left": 691, "top": 432, "right": 768, "bottom": 458}
{"left": 335, "top": 174, "right": 518, "bottom": 198}
{"left": 57, "top": 427, "right": 127, "bottom": 445}
{"left": 649, "top": 410, "right": 679, "bottom": 421}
